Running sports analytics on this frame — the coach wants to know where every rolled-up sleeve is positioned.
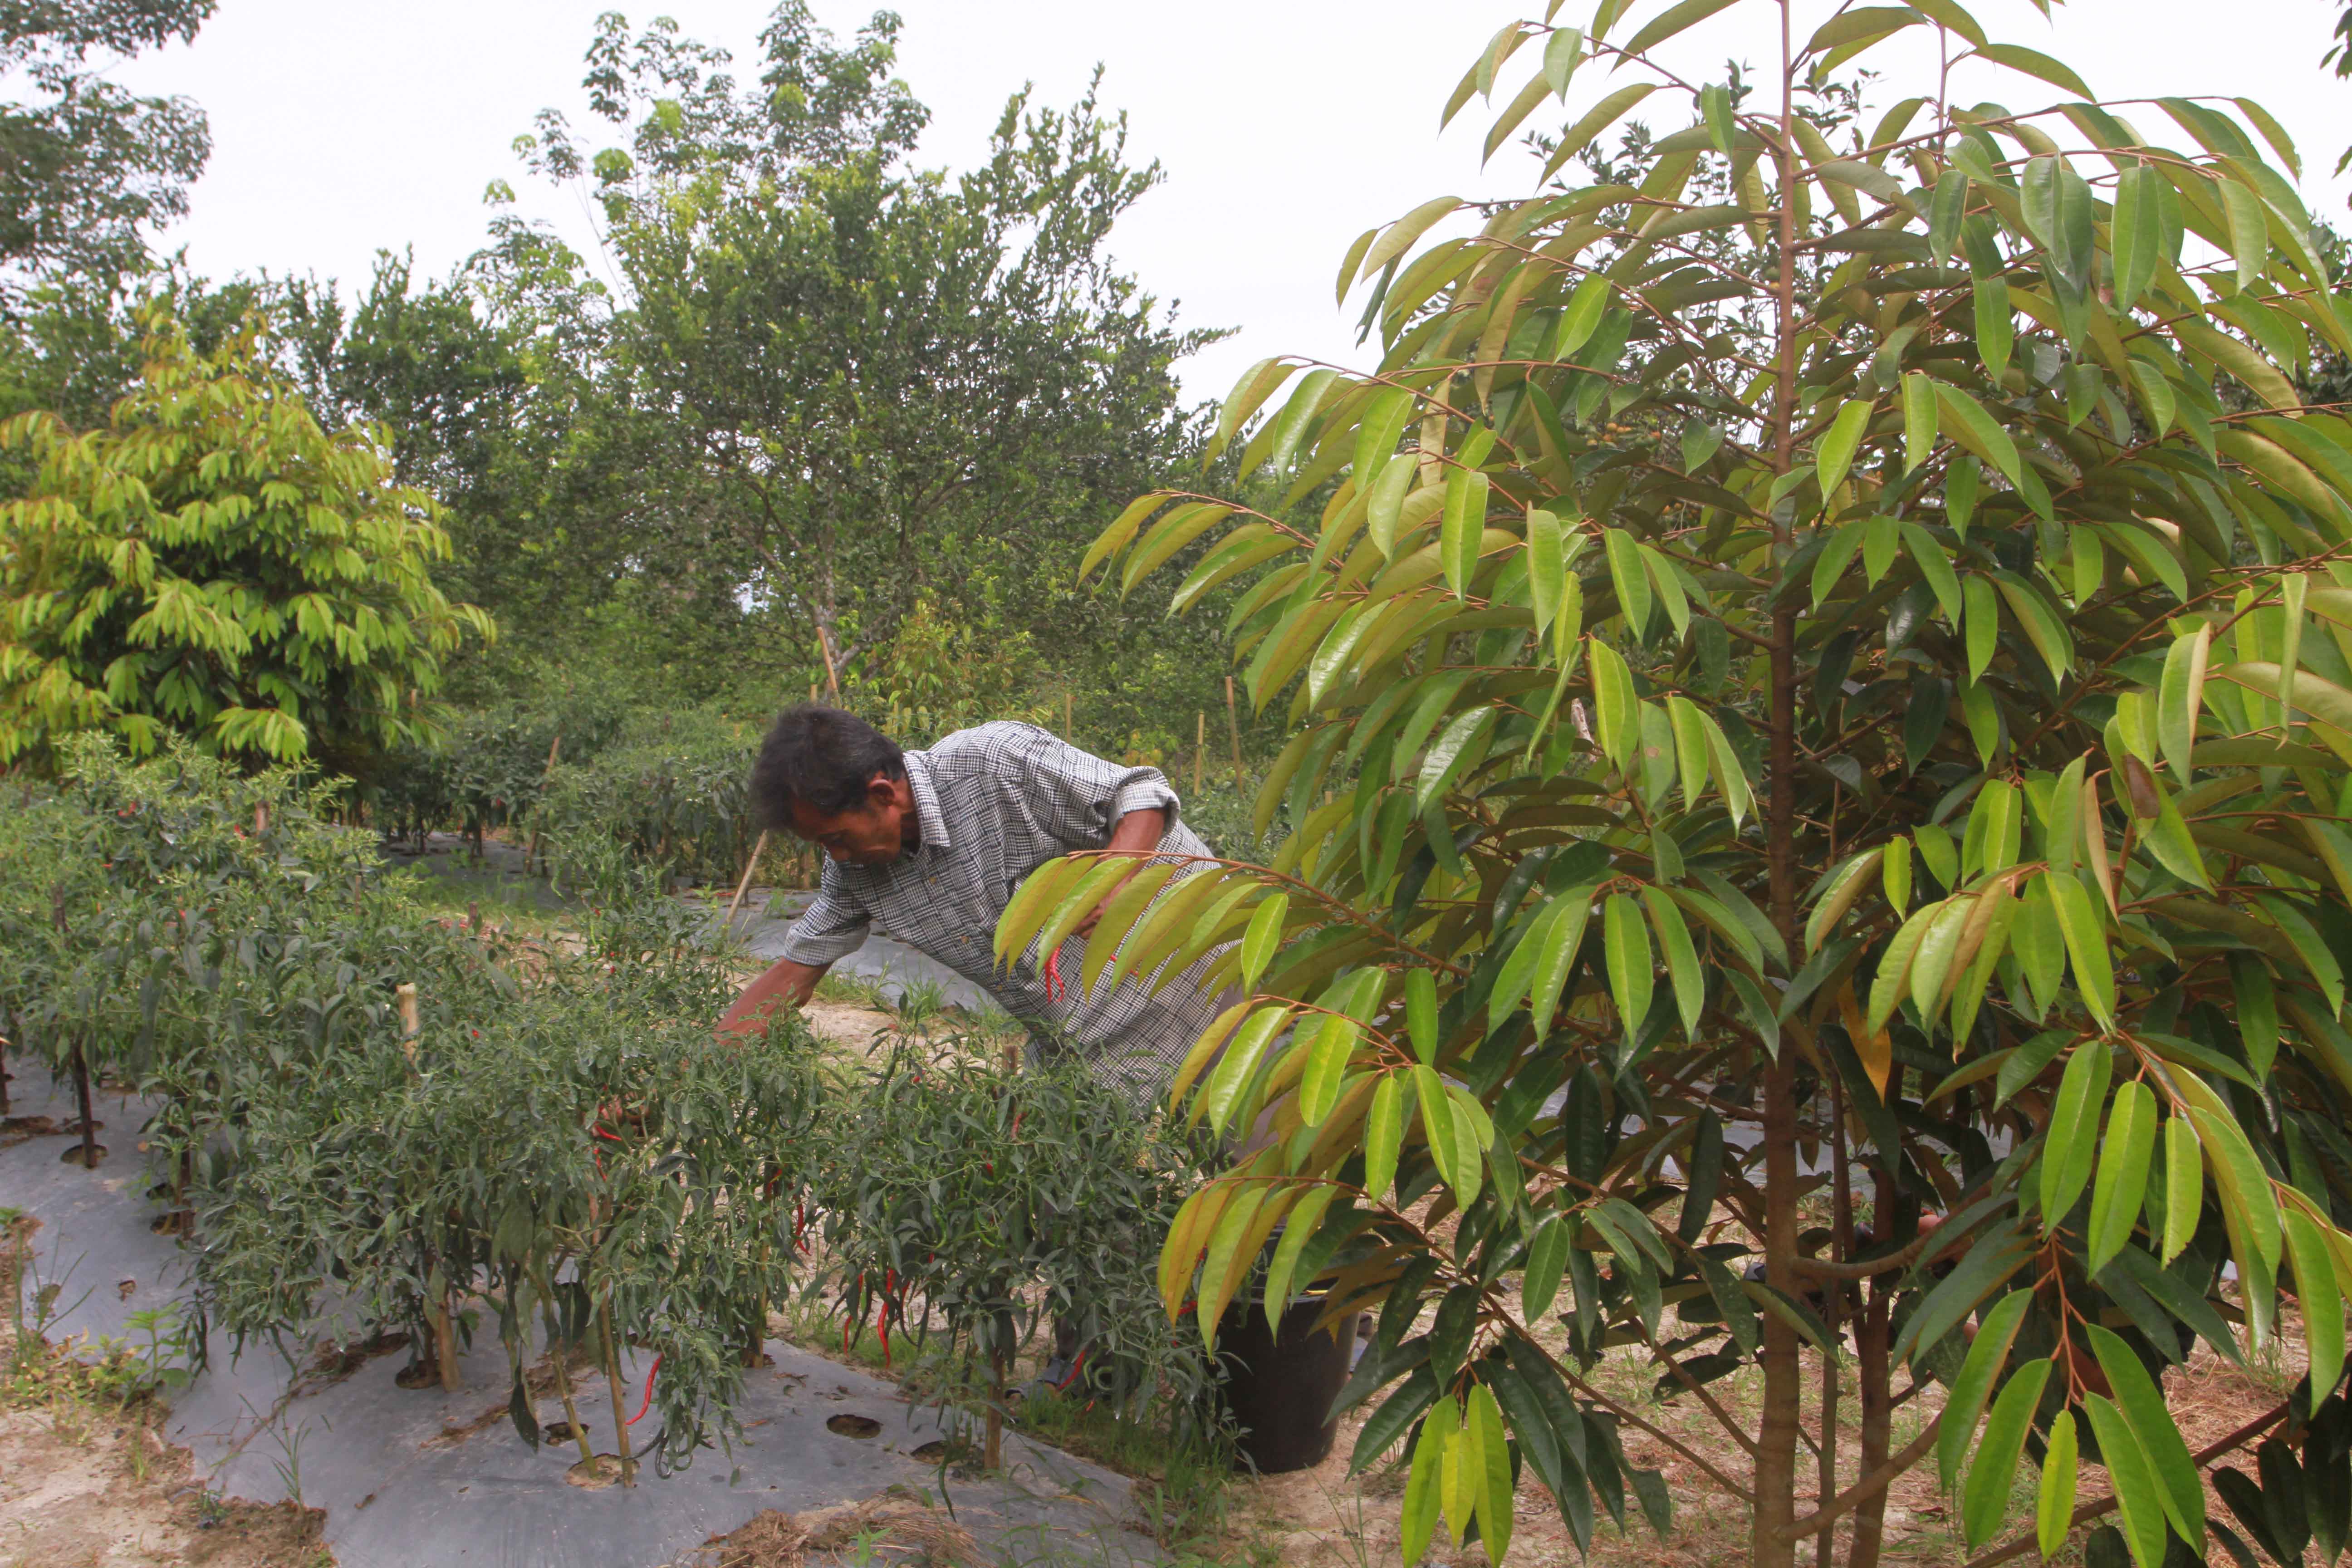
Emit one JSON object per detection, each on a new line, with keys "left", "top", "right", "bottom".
{"left": 1002, "top": 725, "right": 1181, "bottom": 851}
{"left": 776, "top": 864, "right": 871, "bottom": 966}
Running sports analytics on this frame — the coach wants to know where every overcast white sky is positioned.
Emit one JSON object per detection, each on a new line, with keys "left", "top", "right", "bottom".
{"left": 108, "top": 0, "right": 2352, "bottom": 403}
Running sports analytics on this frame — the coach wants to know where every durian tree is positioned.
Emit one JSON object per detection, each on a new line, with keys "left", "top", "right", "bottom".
{"left": 1001, "top": 1, "right": 2352, "bottom": 1564}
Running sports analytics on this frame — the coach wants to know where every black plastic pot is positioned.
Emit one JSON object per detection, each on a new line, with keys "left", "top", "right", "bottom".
{"left": 1215, "top": 1294, "right": 1362, "bottom": 1474}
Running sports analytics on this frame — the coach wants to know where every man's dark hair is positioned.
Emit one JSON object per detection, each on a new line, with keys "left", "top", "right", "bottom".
{"left": 749, "top": 705, "right": 906, "bottom": 827}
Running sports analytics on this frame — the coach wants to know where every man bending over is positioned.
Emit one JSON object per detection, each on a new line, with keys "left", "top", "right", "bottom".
{"left": 720, "top": 706, "right": 1227, "bottom": 1112}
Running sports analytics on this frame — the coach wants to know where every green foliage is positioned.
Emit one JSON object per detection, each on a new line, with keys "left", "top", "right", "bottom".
{"left": 0, "top": 310, "right": 494, "bottom": 772}
{"left": 1007, "top": 5, "right": 2352, "bottom": 1563}
{"left": 1, "top": 736, "right": 1226, "bottom": 1480}
{"left": 477, "top": 3, "right": 1225, "bottom": 730}
{"left": 0, "top": 0, "right": 214, "bottom": 304}
{"left": 533, "top": 707, "right": 773, "bottom": 887}
{"left": 820, "top": 1040, "right": 1221, "bottom": 1425}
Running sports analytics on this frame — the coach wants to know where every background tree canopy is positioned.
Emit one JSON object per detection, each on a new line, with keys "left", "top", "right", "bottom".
{"left": 1, "top": 1, "right": 1247, "bottom": 786}
{"left": 0, "top": 0, "right": 214, "bottom": 309}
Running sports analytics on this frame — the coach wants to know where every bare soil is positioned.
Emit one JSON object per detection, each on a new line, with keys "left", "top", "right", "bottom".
{"left": 0, "top": 1215, "right": 329, "bottom": 1568}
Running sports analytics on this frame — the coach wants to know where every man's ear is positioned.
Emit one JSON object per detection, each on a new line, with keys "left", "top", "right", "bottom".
{"left": 867, "top": 772, "right": 897, "bottom": 810}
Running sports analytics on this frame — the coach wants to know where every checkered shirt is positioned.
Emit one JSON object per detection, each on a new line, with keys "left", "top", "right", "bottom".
{"left": 776, "top": 722, "right": 1229, "bottom": 1112}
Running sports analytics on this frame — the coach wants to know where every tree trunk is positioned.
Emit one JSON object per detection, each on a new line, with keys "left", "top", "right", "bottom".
{"left": 1849, "top": 1165, "right": 1900, "bottom": 1568}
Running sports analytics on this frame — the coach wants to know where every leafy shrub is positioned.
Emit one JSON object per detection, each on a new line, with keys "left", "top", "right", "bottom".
{"left": 368, "top": 674, "right": 633, "bottom": 848}
{"left": 534, "top": 708, "right": 769, "bottom": 887}
{"left": 820, "top": 1040, "right": 1221, "bottom": 1431}
{"left": 0, "top": 309, "right": 492, "bottom": 773}
{"left": 1004, "top": 6, "right": 2352, "bottom": 1565}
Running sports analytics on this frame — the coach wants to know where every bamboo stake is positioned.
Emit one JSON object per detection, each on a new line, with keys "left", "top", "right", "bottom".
{"left": 1193, "top": 712, "right": 1205, "bottom": 796}
{"left": 725, "top": 831, "right": 770, "bottom": 930}
{"left": 815, "top": 625, "right": 841, "bottom": 695}
{"left": 1225, "top": 676, "right": 1244, "bottom": 794}
{"left": 435, "top": 1291, "right": 462, "bottom": 1393}
{"left": 397, "top": 983, "right": 421, "bottom": 1064}
{"left": 1063, "top": 691, "right": 1073, "bottom": 740}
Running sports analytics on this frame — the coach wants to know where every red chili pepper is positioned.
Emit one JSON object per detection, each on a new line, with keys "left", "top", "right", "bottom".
{"left": 626, "top": 1354, "right": 661, "bottom": 1425}
{"left": 1043, "top": 947, "right": 1064, "bottom": 1003}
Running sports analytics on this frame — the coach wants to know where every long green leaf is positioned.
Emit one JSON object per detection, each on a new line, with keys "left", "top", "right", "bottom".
{"left": 1963, "top": 1357, "right": 2054, "bottom": 1550}
{"left": 1936, "top": 1287, "right": 2034, "bottom": 1492}
{"left": 2087, "top": 1079, "right": 2156, "bottom": 1274}
{"left": 2039, "top": 1041, "right": 2112, "bottom": 1222}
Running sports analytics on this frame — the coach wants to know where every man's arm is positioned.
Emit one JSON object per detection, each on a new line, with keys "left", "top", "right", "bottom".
{"left": 720, "top": 956, "right": 831, "bottom": 1039}
{"left": 1075, "top": 805, "right": 1170, "bottom": 934}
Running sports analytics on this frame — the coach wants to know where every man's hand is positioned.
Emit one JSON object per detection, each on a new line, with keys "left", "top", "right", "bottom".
{"left": 1071, "top": 807, "right": 1169, "bottom": 937}
{"left": 719, "top": 956, "right": 829, "bottom": 1040}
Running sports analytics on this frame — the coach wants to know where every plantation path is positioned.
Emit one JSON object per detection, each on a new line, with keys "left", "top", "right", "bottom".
{"left": 2, "top": 1057, "right": 1166, "bottom": 1568}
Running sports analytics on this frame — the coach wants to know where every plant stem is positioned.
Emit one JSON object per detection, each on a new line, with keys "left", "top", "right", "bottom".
{"left": 1225, "top": 676, "right": 1245, "bottom": 794}
{"left": 1754, "top": 5, "right": 1803, "bottom": 1564}
{"left": 598, "top": 1297, "right": 636, "bottom": 1486}
{"left": 1850, "top": 1277, "right": 1894, "bottom": 1567}
{"left": 534, "top": 1269, "right": 597, "bottom": 1466}
{"left": 70, "top": 1039, "right": 98, "bottom": 1169}
{"left": 1817, "top": 1079, "right": 1854, "bottom": 1567}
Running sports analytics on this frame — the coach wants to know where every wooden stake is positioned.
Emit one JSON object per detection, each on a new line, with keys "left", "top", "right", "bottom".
{"left": 397, "top": 983, "right": 420, "bottom": 1065}
{"left": 725, "top": 831, "right": 770, "bottom": 929}
{"left": 815, "top": 624, "right": 841, "bottom": 695}
{"left": 1225, "top": 676, "right": 1245, "bottom": 794}
{"left": 1193, "top": 711, "right": 1205, "bottom": 796}
{"left": 436, "top": 1290, "right": 462, "bottom": 1392}
{"left": 1063, "top": 691, "right": 1073, "bottom": 740}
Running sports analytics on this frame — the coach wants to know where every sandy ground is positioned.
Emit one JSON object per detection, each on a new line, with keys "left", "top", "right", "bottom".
{"left": 0, "top": 1211, "right": 328, "bottom": 1568}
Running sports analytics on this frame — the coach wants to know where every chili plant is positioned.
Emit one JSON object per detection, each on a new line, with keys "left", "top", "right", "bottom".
{"left": 820, "top": 1041, "right": 1223, "bottom": 1455}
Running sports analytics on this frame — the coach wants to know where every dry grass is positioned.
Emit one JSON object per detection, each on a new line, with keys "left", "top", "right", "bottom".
{"left": 676, "top": 1493, "right": 980, "bottom": 1568}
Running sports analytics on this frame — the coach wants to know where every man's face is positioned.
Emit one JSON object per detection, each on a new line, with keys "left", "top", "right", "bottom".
{"left": 789, "top": 773, "right": 909, "bottom": 865}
